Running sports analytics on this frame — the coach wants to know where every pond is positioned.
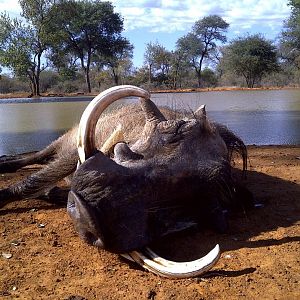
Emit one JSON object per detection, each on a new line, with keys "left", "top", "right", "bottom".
{"left": 0, "top": 89, "right": 299, "bottom": 155}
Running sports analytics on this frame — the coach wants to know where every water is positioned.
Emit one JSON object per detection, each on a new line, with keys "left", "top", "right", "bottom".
{"left": 0, "top": 89, "right": 299, "bottom": 155}
{"left": 151, "top": 89, "right": 300, "bottom": 146}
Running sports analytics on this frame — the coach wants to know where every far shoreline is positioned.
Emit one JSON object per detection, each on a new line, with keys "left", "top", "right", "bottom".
{"left": 1, "top": 85, "right": 300, "bottom": 100}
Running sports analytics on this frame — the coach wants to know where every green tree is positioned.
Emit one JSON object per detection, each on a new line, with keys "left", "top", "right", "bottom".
{"left": 0, "top": 0, "right": 54, "bottom": 96}
{"left": 95, "top": 38, "right": 134, "bottom": 85}
{"left": 144, "top": 41, "right": 172, "bottom": 87}
{"left": 289, "top": 0, "right": 300, "bottom": 9}
{"left": 20, "top": 0, "right": 56, "bottom": 95}
{"left": 130, "top": 66, "right": 149, "bottom": 87}
{"left": 201, "top": 68, "right": 218, "bottom": 87}
{"left": 279, "top": 0, "right": 300, "bottom": 69}
{"left": 169, "top": 49, "right": 190, "bottom": 89}
{"left": 221, "top": 34, "right": 279, "bottom": 88}
{"left": 176, "top": 15, "right": 229, "bottom": 87}
{"left": 49, "top": 0, "right": 130, "bottom": 93}
{"left": 144, "top": 41, "right": 159, "bottom": 84}
{"left": 0, "top": 14, "right": 32, "bottom": 80}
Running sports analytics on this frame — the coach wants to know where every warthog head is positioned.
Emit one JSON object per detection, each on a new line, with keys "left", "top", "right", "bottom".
{"left": 67, "top": 86, "right": 251, "bottom": 278}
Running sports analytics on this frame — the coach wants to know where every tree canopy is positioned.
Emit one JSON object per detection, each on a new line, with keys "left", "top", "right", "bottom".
{"left": 144, "top": 41, "right": 172, "bottom": 86}
{"left": 221, "top": 34, "right": 279, "bottom": 88}
{"left": 0, "top": 0, "right": 54, "bottom": 95}
{"left": 2, "top": 2, "right": 300, "bottom": 94}
{"left": 176, "top": 15, "right": 229, "bottom": 87}
{"left": 0, "top": 0, "right": 131, "bottom": 95}
{"left": 48, "top": 0, "right": 132, "bottom": 93}
{"left": 279, "top": 0, "right": 300, "bottom": 69}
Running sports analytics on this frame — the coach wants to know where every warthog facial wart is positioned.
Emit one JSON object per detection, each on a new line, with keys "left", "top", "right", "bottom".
{"left": 0, "top": 85, "right": 254, "bottom": 278}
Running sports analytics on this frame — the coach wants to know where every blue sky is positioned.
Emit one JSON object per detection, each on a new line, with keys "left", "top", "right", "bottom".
{"left": 0, "top": 0, "right": 292, "bottom": 67}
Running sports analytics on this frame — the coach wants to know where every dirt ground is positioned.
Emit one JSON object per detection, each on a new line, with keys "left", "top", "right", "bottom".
{"left": 0, "top": 146, "right": 299, "bottom": 300}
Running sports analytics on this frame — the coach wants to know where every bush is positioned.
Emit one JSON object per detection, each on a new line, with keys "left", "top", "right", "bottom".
{"left": 0, "top": 75, "right": 29, "bottom": 93}
{"left": 39, "top": 71, "right": 59, "bottom": 92}
{"left": 201, "top": 68, "right": 218, "bottom": 87}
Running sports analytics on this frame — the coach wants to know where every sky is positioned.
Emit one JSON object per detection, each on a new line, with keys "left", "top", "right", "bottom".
{"left": 0, "top": 0, "right": 292, "bottom": 68}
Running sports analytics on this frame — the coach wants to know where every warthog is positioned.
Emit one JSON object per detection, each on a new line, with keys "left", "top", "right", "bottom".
{"left": 0, "top": 86, "right": 253, "bottom": 278}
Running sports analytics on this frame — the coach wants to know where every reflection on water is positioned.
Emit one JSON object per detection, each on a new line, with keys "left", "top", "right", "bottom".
{"left": 0, "top": 130, "right": 65, "bottom": 155}
{"left": 0, "top": 101, "right": 89, "bottom": 133}
{"left": 152, "top": 89, "right": 300, "bottom": 111}
{"left": 0, "top": 89, "right": 299, "bottom": 155}
{"left": 209, "top": 110, "right": 300, "bottom": 145}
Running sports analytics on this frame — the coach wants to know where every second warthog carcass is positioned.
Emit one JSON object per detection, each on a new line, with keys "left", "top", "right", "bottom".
{"left": 0, "top": 86, "right": 253, "bottom": 278}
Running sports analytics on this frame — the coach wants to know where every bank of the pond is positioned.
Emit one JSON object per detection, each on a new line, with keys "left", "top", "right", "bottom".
{"left": 151, "top": 85, "right": 300, "bottom": 94}
{"left": 0, "top": 92, "right": 89, "bottom": 100}
{"left": 1, "top": 86, "right": 300, "bottom": 99}
{"left": 0, "top": 146, "right": 299, "bottom": 299}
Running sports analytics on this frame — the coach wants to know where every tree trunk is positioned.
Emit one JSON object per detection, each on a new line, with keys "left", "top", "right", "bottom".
{"left": 197, "top": 53, "right": 205, "bottom": 88}
{"left": 112, "top": 68, "right": 119, "bottom": 85}
{"left": 82, "top": 52, "right": 92, "bottom": 93}
{"left": 28, "top": 71, "right": 37, "bottom": 97}
{"left": 148, "top": 64, "right": 152, "bottom": 84}
{"left": 192, "top": 59, "right": 203, "bottom": 88}
{"left": 173, "top": 64, "right": 180, "bottom": 90}
{"left": 30, "top": 80, "right": 37, "bottom": 96}
{"left": 85, "top": 68, "right": 91, "bottom": 93}
{"left": 197, "top": 71, "right": 202, "bottom": 87}
{"left": 35, "top": 53, "right": 41, "bottom": 96}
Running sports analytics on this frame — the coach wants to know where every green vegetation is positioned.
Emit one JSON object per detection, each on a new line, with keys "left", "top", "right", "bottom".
{"left": 176, "top": 15, "right": 229, "bottom": 87}
{"left": 0, "top": 0, "right": 300, "bottom": 95}
{"left": 47, "top": 0, "right": 131, "bottom": 93}
{"left": 220, "top": 35, "right": 279, "bottom": 88}
{"left": 280, "top": 0, "right": 300, "bottom": 71}
{"left": 0, "top": 0, "right": 56, "bottom": 96}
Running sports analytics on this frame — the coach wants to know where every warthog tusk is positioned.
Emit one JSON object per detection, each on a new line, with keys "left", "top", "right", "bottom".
{"left": 77, "top": 85, "right": 150, "bottom": 163}
{"left": 127, "top": 244, "right": 220, "bottom": 278}
{"left": 100, "top": 124, "right": 124, "bottom": 155}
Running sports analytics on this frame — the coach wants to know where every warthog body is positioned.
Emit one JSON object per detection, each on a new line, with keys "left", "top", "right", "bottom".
{"left": 0, "top": 86, "right": 253, "bottom": 277}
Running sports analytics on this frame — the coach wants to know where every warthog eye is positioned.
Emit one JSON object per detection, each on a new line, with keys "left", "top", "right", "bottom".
{"left": 155, "top": 120, "right": 188, "bottom": 145}
{"left": 157, "top": 120, "right": 186, "bottom": 134}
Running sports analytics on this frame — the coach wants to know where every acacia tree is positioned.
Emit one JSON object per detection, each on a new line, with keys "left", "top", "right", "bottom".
{"left": 49, "top": 0, "right": 130, "bottom": 93}
{"left": 221, "top": 34, "right": 279, "bottom": 88}
{"left": 279, "top": 0, "right": 300, "bottom": 69}
{"left": 176, "top": 15, "right": 229, "bottom": 87}
{"left": 95, "top": 38, "right": 134, "bottom": 85}
{"left": 0, "top": 15, "right": 32, "bottom": 81}
{"left": 144, "top": 41, "right": 172, "bottom": 86}
{"left": 0, "top": 0, "right": 54, "bottom": 96}
{"left": 169, "top": 49, "right": 190, "bottom": 89}
{"left": 144, "top": 42, "right": 158, "bottom": 84}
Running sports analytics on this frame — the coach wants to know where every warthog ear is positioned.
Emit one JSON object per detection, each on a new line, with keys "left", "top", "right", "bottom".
{"left": 139, "top": 97, "right": 167, "bottom": 123}
{"left": 194, "top": 104, "right": 206, "bottom": 119}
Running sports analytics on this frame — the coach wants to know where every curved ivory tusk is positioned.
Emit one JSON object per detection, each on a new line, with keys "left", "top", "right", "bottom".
{"left": 77, "top": 85, "right": 150, "bottom": 164}
{"left": 128, "top": 244, "right": 220, "bottom": 278}
{"left": 100, "top": 124, "right": 124, "bottom": 155}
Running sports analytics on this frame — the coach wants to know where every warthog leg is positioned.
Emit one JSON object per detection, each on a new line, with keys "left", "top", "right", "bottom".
{"left": 0, "top": 150, "right": 78, "bottom": 207}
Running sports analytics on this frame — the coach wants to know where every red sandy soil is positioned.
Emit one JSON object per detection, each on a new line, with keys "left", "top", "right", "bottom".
{"left": 0, "top": 146, "right": 299, "bottom": 299}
